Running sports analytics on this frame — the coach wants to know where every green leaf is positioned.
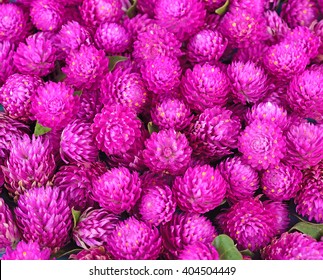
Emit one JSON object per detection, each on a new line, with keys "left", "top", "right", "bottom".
{"left": 215, "top": 0, "right": 230, "bottom": 15}
{"left": 212, "top": 234, "right": 243, "bottom": 260}
{"left": 108, "top": 56, "right": 128, "bottom": 71}
{"left": 34, "top": 122, "right": 51, "bottom": 136}
{"left": 147, "top": 121, "right": 159, "bottom": 134}
{"left": 74, "top": 90, "right": 82, "bottom": 96}
{"left": 240, "top": 249, "right": 254, "bottom": 258}
{"left": 52, "top": 248, "right": 83, "bottom": 260}
{"left": 126, "top": 0, "right": 138, "bottom": 19}
{"left": 289, "top": 221, "right": 323, "bottom": 240}
{"left": 72, "top": 207, "right": 81, "bottom": 228}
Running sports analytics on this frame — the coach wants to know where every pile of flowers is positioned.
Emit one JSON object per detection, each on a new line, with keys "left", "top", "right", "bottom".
{"left": 1, "top": 0, "right": 323, "bottom": 260}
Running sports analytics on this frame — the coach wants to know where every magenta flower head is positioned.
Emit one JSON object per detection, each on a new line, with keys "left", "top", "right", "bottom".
{"left": 63, "top": 44, "right": 108, "bottom": 90}
{"left": 186, "top": 29, "right": 228, "bottom": 64}
{"left": 95, "top": 22, "right": 131, "bottom": 54}
{"left": 73, "top": 208, "right": 120, "bottom": 249}
{"left": 143, "top": 129, "right": 192, "bottom": 175}
{"left": 30, "top": 0, "right": 64, "bottom": 32}
{"left": 14, "top": 33, "right": 56, "bottom": 77}
{"left": 1, "top": 241, "right": 51, "bottom": 260}
{"left": 188, "top": 106, "right": 241, "bottom": 160}
{"left": 265, "top": 10, "right": 290, "bottom": 44}
{"left": 137, "top": 0, "right": 157, "bottom": 17}
{"left": 123, "top": 14, "right": 154, "bottom": 41}
{"left": 2, "top": 135, "right": 56, "bottom": 199}
{"left": 173, "top": 165, "right": 227, "bottom": 213}
{"left": 285, "top": 123, "right": 323, "bottom": 170}
{"left": 263, "top": 200, "right": 290, "bottom": 234}
{"left": 15, "top": 186, "right": 72, "bottom": 253}
{"left": 0, "top": 198, "right": 20, "bottom": 253}
{"left": 80, "top": 0, "right": 123, "bottom": 28}
{"left": 202, "top": 0, "right": 226, "bottom": 11}
{"left": 181, "top": 64, "right": 230, "bottom": 112}
{"left": 0, "top": 3, "right": 31, "bottom": 43}
{"left": 60, "top": 120, "right": 99, "bottom": 164}
{"left": 238, "top": 120, "right": 286, "bottom": 171}
{"left": 77, "top": 89, "right": 103, "bottom": 123}
{"left": 106, "top": 217, "right": 162, "bottom": 260}
{"left": 70, "top": 247, "right": 112, "bottom": 260}
{"left": 91, "top": 104, "right": 142, "bottom": 155}
{"left": 92, "top": 167, "right": 142, "bottom": 214}
{"left": 219, "top": 156, "right": 259, "bottom": 204}
{"left": 178, "top": 242, "right": 219, "bottom": 260}
{"left": 0, "top": 41, "right": 16, "bottom": 85}
{"left": 154, "top": 0, "right": 206, "bottom": 41}
{"left": 160, "top": 212, "right": 216, "bottom": 259}
{"left": 234, "top": 42, "right": 268, "bottom": 66}
{"left": 0, "top": 74, "right": 43, "bottom": 122}
{"left": 31, "top": 81, "right": 80, "bottom": 131}
{"left": 140, "top": 56, "right": 181, "bottom": 95}
{"left": 262, "top": 232, "right": 323, "bottom": 260}
{"left": 227, "top": 61, "right": 268, "bottom": 105}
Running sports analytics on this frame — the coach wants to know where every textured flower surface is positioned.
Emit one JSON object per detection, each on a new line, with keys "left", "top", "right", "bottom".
{"left": 106, "top": 217, "right": 162, "bottom": 260}
{"left": 1, "top": 241, "right": 51, "bottom": 260}
{"left": 123, "top": 14, "right": 154, "bottom": 41}
{"left": 0, "top": 41, "right": 16, "bottom": 85}
{"left": 69, "top": 246, "right": 112, "bottom": 260}
{"left": 178, "top": 242, "right": 219, "bottom": 260}
{"left": 265, "top": 10, "right": 290, "bottom": 43}
{"left": 76, "top": 89, "right": 103, "bottom": 123}
{"left": 263, "top": 200, "right": 289, "bottom": 234}
{"left": 137, "top": 0, "right": 157, "bottom": 17}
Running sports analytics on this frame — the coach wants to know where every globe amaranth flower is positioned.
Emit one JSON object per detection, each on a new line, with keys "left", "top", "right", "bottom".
{"left": 178, "top": 242, "right": 219, "bottom": 260}
{"left": 219, "top": 156, "right": 259, "bottom": 204}
{"left": 0, "top": 41, "right": 16, "bottom": 85}
{"left": 186, "top": 29, "right": 228, "bottom": 64}
{"left": 137, "top": 0, "right": 157, "bottom": 17}
{"left": 2, "top": 135, "right": 56, "bottom": 199}
{"left": 53, "top": 162, "right": 107, "bottom": 211}
{"left": 227, "top": 61, "right": 268, "bottom": 104}
{"left": 188, "top": 106, "right": 241, "bottom": 160}
{"left": 123, "top": 14, "right": 154, "bottom": 41}
{"left": 238, "top": 120, "right": 286, "bottom": 171}
{"left": 0, "top": 198, "right": 20, "bottom": 253}
{"left": 92, "top": 167, "right": 142, "bottom": 214}
{"left": 76, "top": 89, "right": 103, "bottom": 123}
{"left": 15, "top": 187, "right": 72, "bottom": 253}
{"left": 140, "top": 56, "right": 181, "bottom": 95}
{"left": 154, "top": 0, "right": 206, "bottom": 41}
{"left": 234, "top": 42, "right": 269, "bottom": 66}
{"left": 173, "top": 165, "right": 227, "bottom": 213}
{"left": 160, "top": 212, "right": 216, "bottom": 259}
{"left": 143, "top": 129, "right": 192, "bottom": 175}
{"left": 60, "top": 120, "right": 99, "bottom": 164}
{"left": 69, "top": 246, "right": 112, "bottom": 260}
{"left": 265, "top": 10, "right": 290, "bottom": 44}
{"left": 314, "top": 20, "right": 323, "bottom": 56}
{"left": 181, "top": 64, "right": 230, "bottom": 112}
{"left": 1, "top": 241, "right": 51, "bottom": 260}
{"left": 63, "top": 44, "right": 108, "bottom": 90}
{"left": 73, "top": 208, "right": 120, "bottom": 249}
{"left": 62, "top": 5, "right": 83, "bottom": 25}
{"left": 262, "top": 232, "right": 323, "bottom": 260}
{"left": 261, "top": 163, "right": 302, "bottom": 201}
{"left": 285, "top": 123, "right": 323, "bottom": 170}
{"left": 0, "top": 74, "right": 43, "bottom": 122}
{"left": 202, "top": 0, "right": 226, "bottom": 11}
{"left": 95, "top": 22, "right": 131, "bottom": 54}
{"left": 30, "top": 81, "right": 80, "bottom": 131}
{"left": 263, "top": 200, "right": 289, "bottom": 234}
{"left": 91, "top": 104, "right": 142, "bottom": 155}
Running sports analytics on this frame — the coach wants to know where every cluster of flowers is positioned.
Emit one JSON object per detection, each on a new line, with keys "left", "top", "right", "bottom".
{"left": 1, "top": 0, "right": 323, "bottom": 260}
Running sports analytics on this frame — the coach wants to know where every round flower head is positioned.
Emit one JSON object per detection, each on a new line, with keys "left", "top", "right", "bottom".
{"left": 219, "top": 156, "right": 259, "bottom": 204}
{"left": 178, "top": 242, "right": 219, "bottom": 260}
{"left": 0, "top": 198, "right": 20, "bottom": 253}
{"left": 0, "top": 41, "right": 16, "bottom": 85}
{"left": 140, "top": 56, "right": 181, "bottom": 95}
{"left": 265, "top": 10, "right": 290, "bottom": 44}
{"left": 263, "top": 200, "right": 290, "bottom": 234}
{"left": 188, "top": 106, "right": 241, "bottom": 160}
{"left": 143, "top": 129, "right": 192, "bottom": 175}
{"left": 106, "top": 217, "right": 162, "bottom": 260}
{"left": 227, "top": 61, "right": 268, "bottom": 105}
{"left": 91, "top": 104, "right": 142, "bottom": 155}
{"left": 73, "top": 208, "right": 120, "bottom": 249}
{"left": 285, "top": 123, "right": 323, "bottom": 169}
{"left": 30, "top": 0, "right": 64, "bottom": 32}
{"left": 80, "top": 0, "right": 123, "bottom": 28}
{"left": 70, "top": 247, "right": 112, "bottom": 260}
{"left": 186, "top": 29, "right": 228, "bottom": 64}
{"left": 62, "top": 5, "right": 83, "bottom": 24}
{"left": 173, "top": 165, "right": 227, "bottom": 213}
{"left": 54, "top": 162, "right": 107, "bottom": 211}
{"left": 60, "top": 120, "right": 99, "bottom": 164}
{"left": 238, "top": 120, "right": 286, "bottom": 171}
{"left": 14, "top": 33, "right": 56, "bottom": 77}
{"left": 2, "top": 135, "right": 56, "bottom": 199}
{"left": 234, "top": 42, "right": 268, "bottom": 66}
{"left": 160, "top": 212, "right": 216, "bottom": 259}
{"left": 63, "top": 44, "right": 108, "bottom": 90}
{"left": 137, "top": 0, "right": 157, "bottom": 17}
{"left": 92, "top": 167, "right": 142, "bottom": 214}
{"left": 181, "top": 64, "right": 230, "bottom": 112}
{"left": 262, "top": 232, "right": 323, "bottom": 260}
{"left": 31, "top": 81, "right": 80, "bottom": 131}
{"left": 0, "top": 3, "right": 30, "bottom": 43}
{"left": 0, "top": 74, "right": 43, "bottom": 122}
{"left": 204, "top": 13, "right": 221, "bottom": 30}
{"left": 1, "top": 241, "right": 51, "bottom": 260}
{"left": 154, "top": 0, "right": 206, "bottom": 41}
{"left": 123, "top": 14, "right": 154, "bottom": 41}
{"left": 314, "top": 20, "right": 323, "bottom": 56}
{"left": 261, "top": 163, "right": 302, "bottom": 201}
{"left": 95, "top": 22, "right": 131, "bottom": 54}
{"left": 15, "top": 187, "right": 72, "bottom": 253}
{"left": 77, "top": 89, "right": 103, "bottom": 122}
